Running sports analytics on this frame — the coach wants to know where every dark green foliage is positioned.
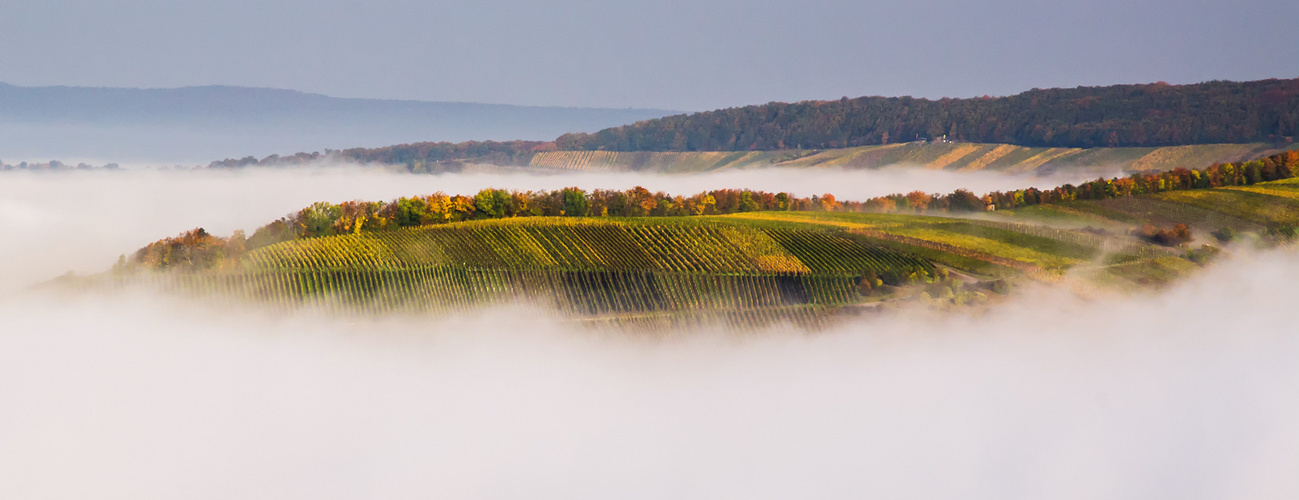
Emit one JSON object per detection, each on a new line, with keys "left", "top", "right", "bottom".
{"left": 1185, "top": 245, "right": 1221, "bottom": 266}
{"left": 298, "top": 202, "right": 342, "bottom": 237}
{"left": 558, "top": 79, "right": 1299, "bottom": 150}
{"left": 944, "top": 189, "right": 984, "bottom": 212}
{"left": 1267, "top": 225, "right": 1298, "bottom": 242}
{"left": 562, "top": 187, "right": 589, "bottom": 216}
{"left": 246, "top": 219, "right": 298, "bottom": 251}
{"left": 393, "top": 197, "right": 431, "bottom": 227}
{"left": 474, "top": 189, "right": 512, "bottom": 219}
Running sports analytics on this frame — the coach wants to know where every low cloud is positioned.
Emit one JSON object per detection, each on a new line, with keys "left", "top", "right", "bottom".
{"left": 3, "top": 165, "right": 1293, "bottom": 499}
{"left": 1, "top": 251, "right": 1296, "bottom": 498}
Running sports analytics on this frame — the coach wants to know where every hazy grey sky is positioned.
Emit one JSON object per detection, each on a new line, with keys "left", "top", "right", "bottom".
{"left": 2, "top": 0, "right": 1295, "bottom": 110}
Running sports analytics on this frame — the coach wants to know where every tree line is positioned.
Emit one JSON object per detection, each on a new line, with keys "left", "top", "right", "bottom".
{"left": 0, "top": 160, "right": 121, "bottom": 171}
{"left": 207, "top": 141, "right": 552, "bottom": 171}
{"left": 977, "top": 150, "right": 1298, "bottom": 211}
{"left": 206, "top": 79, "right": 1298, "bottom": 170}
{"left": 558, "top": 79, "right": 1299, "bottom": 151}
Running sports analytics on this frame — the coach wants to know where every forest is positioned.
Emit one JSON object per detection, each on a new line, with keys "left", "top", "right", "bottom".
{"left": 557, "top": 79, "right": 1299, "bottom": 151}
{"left": 205, "top": 79, "right": 1299, "bottom": 170}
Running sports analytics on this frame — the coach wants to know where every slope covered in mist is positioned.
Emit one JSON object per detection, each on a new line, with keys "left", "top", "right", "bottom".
{"left": 3, "top": 249, "right": 1297, "bottom": 499}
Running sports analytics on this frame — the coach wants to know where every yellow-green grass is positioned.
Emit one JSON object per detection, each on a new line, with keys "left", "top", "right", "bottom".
{"left": 873, "top": 226, "right": 1083, "bottom": 270}
{"left": 999, "top": 180, "right": 1299, "bottom": 232}
{"left": 996, "top": 204, "right": 1132, "bottom": 230}
{"left": 1091, "top": 256, "right": 1202, "bottom": 288}
{"left": 1083, "top": 196, "right": 1262, "bottom": 231}
{"left": 1152, "top": 189, "right": 1299, "bottom": 227}
{"left": 1224, "top": 185, "right": 1299, "bottom": 202}
{"left": 723, "top": 211, "right": 1099, "bottom": 271}
{"left": 718, "top": 210, "right": 941, "bottom": 231}
{"left": 863, "top": 237, "right": 1019, "bottom": 278}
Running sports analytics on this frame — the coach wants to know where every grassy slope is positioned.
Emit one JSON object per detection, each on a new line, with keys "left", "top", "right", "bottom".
{"left": 993, "top": 177, "right": 1299, "bottom": 231}
{"left": 715, "top": 211, "right": 1121, "bottom": 282}
{"left": 526, "top": 142, "right": 1299, "bottom": 173}
{"left": 992, "top": 179, "right": 1299, "bottom": 287}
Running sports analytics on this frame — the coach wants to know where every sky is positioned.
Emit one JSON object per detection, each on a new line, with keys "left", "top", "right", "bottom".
{"left": 2, "top": 0, "right": 1296, "bottom": 111}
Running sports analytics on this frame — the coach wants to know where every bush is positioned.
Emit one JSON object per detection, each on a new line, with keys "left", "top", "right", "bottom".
{"left": 1132, "top": 223, "right": 1192, "bottom": 247}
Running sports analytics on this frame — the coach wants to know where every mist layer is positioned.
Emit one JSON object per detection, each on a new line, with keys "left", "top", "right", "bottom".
{"left": 1, "top": 252, "right": 1296, "bottom": 498}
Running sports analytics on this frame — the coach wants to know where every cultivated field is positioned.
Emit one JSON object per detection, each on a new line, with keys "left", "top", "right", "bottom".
{"left": 527, "top": 142, "right": 1299, "bottom": 174}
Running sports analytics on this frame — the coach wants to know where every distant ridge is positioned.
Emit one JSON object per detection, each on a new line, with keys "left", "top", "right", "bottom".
{"left": 557, "top": 78, "right": 1299, "bottom": 151}
{"left": 0, "top": 83, "right": 673, "bottom": 163}
{"left": 207, "top": 78, "right": 1299, "bottom": 174}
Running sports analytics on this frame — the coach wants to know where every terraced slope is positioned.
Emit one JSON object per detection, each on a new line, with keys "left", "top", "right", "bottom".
{"left": 528, "top": 142, "right": 1298, "bottom": 174}
{"left": 119, "top": 218, "right": 938, "bottom": 326}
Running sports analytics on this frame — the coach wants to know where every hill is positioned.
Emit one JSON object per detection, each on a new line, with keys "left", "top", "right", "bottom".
{"left": 82, "top": 180, "right": 1286, "bottom": 326}
{"left": 93, "top": 204, "right": 1195, "bottom": 327}
{"left": 525, "top": 142, "right": 1299, "bottom": 174}
{"left": 209, "top": 78, "right": 1298, "bottom": 174}
{"left": 217, "top": 139, "right": 1298, "bottom": 176}
{"left": 57, "top": 151, "right": 1297, "bottom": 327}
{"left": 0, "top": 83, "right": 672, "bottom": 163}
{"left": 102, "top": 218, "right": 942, "bottom": 328}
{"left": 556, "top": 78, "right": 1299, "bottom": 151}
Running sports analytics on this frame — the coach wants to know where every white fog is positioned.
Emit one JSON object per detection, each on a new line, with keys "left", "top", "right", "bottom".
{"left": 1, "top": 166, "right": 1295, "bottom": 499}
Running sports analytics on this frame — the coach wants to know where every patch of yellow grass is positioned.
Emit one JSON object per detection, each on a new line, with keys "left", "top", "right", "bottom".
{"left": 925, "top": 143, "right": 980, "bottom": 170}
{"left": 1005, "top": 148, "right": 1075, "bottom": 174}
{"left": 1227, "top": 186, "right": 1299, "bottom": 202}
{"left": 957, "top": 144, "right": 1018, "bottom": 172}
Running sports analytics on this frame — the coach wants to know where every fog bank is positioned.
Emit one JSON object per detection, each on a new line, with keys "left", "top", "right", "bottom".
{"left": 0, "top": 165, "right": 1099, "bottom": 292}
{"left": 1, "top": 252, "right": 1296, "bottom": 499}
{"left": 1, "top": 164, "right": 1295, "bottom": 498}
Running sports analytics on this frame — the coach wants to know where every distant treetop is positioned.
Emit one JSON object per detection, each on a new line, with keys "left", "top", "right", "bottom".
{"left": 556, "top": 78, "right": 1299, "bottom": 151}
{"left": 208, "top": 78, "right": 1299, "bottom": 169}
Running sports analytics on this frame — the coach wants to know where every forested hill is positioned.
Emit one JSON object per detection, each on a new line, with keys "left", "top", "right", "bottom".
{"left": 556, "top": 79, "right": 1299, "bottom": 151}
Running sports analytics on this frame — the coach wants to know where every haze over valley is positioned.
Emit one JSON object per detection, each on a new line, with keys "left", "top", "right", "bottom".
{"left": 5, "top": 165, "right": 1299, "bottom": 498}
{"left": 3, "top": 0, "right": 1297, "bottom": 496}
{"left": 0, "top": 83, "right": 672, "bottom": 164}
